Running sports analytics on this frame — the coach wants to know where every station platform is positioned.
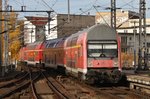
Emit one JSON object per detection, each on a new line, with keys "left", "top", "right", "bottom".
{"left": 122, "top": 69, "right": 150, "bottom": 86}
{"left": 127, "top": 74, "right": 150, "bottom": 86}
{"left": 126, "top": 72, "right": 150, "bottom": 94}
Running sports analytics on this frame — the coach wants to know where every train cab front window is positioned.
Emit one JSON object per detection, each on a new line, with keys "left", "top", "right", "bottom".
{"left": 103, "top": 44, "right": 118, "bottom": 58}
{"left": 88, "top": 44, "right": 102, "bottom": 57}
{"left": 88, "top": 41, "right": 118, "bottom": 58}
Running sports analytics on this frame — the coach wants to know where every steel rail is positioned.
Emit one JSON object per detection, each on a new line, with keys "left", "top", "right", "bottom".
{"left": 40, "top": 71, "right": 76, "bottom": 99}
{"left": 0, "top": 72, "right": 29, "bottom": 88}
{"left": 28, "top": 66, "right": 41, "bottom": 99}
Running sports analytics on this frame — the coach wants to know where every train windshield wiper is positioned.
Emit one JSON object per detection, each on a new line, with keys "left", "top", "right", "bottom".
{"left": 88, "top": 53, "right": 99, "bottom": 59}
{"left": 99, "top": 53, "right": 106, "bottom": 57}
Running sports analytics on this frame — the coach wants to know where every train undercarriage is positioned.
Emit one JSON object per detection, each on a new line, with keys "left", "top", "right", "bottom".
{"left": 85, "top": 68, "right": 127, "bottom": 85}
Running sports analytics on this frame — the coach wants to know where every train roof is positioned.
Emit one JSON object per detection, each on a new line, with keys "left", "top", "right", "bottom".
{"left": 43, "top": 24, "right": 116, "bottom": 49}
{"left": 26, "top": 41, "right": 44, "bottom": 50}
{"left": 86, "top": 24, "right": 116, "bottom": 41}
{"left": 44, "top": 37, "right": 67, "bottom": 48}
{"left": 66, "top": 24, "right": 116, "bottom": 41}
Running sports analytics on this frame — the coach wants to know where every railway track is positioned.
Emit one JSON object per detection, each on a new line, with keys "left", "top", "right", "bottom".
{"left": 112, "top": 87, "right": 150, "bottom": 98}
{"left": 30, "top": 70, "right": 42, "bottom": 99}
{"left": 0, "top": 72, "right": 28, "bottom": 88}
{"left": 0, "top": 72, "right": 30, "bottom": 98}
{"left": 0, "top": 71, "right": 26, "bottom": 82}
{"left": 55, "top": 74, "right": 150, "bottom": 99}
{"left": 27, "top": 67, "right": 97, "bottom": 99}
{"left": 31, "top": 68, "right": 76, "bottom": 99}
{"left": 0, "top": 65, "right": 40, "bottom": 99}
{"left": 95, "top": 87, "right": 150, "bottom": 99}
{"left": 1, "top": 65, "right": 150, "bottom": 99}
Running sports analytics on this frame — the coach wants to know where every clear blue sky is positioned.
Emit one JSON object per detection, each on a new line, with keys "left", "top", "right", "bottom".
{"left": 6, "top": 0, "right": 150, "bottom": 19}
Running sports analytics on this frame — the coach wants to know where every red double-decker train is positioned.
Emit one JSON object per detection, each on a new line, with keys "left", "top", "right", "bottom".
{"left": 19, "top": 24, "right": 125, "bottom": 84}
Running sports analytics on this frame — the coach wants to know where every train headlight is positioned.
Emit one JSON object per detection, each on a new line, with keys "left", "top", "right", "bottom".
{"left": 113, "top": 58, "right": 118, "bottom": 67}
{"left": 113, "top": 61, "right": 118, "bottom": 67}
{"left": 88, "top": 61, "right": 92, "bottom": 67}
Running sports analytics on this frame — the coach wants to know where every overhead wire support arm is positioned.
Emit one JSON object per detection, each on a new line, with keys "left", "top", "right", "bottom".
{"left": 0, "top": 10, "right": 54, "bottom": 13}
{"left": 0, "top": 9, "right": 54, "bottom": 36}
{"left": 0, "top": 7, "right": 54, "bottom": 37}
{"left": 0, "top": 6, "right": 54, "bottom": 13}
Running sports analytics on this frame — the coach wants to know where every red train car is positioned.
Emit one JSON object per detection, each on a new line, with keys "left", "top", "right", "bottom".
{"left": 20, "top": 41, "right": 44, "bottom": 66}
{"left": 19, "top": 47, "right": 27, "bottom": 62}
{"left": 41, "top": 24, "right": 124, "bottom": 83}
{"left": 19, "top": 24, "right": 125, "bottom": 83}
{"left": 42, "top": 38, "right": 66, "bottom": 69}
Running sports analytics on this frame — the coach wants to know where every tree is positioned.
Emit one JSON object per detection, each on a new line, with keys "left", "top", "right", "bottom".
{"left": 9, "top": 27, "right": 22, "bottom": 60}
{"left": 1, "top": 11, "right": 24, "bottom": 64}
{"left": 121, "top": 52, "right": 134, "bottom": 68}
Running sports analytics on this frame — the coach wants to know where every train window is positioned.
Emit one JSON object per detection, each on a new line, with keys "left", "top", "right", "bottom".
{"left": 48, "top": 42, "right": 55, "bottom": 48}
{"left": 66, "top": 39, "right": 72, "bottom": 47}
{"left": 46, "top": 43, "right": 49, "bottom": 48}
{"left": 34, "top": 52, "right": 38, "bottom": 56}
{"left": 78, "top": 48, "right": 80, "bottom": 57}
{"left": 56, "top": 40, "right": 65, "bottom": 47}
{"left": 80, "top": 45, "right": 83, "bottom": 57}
{"left": 88, "top": 44, "right": 102, "bottom": 57}
{"left": 45, "top": 55, "right": 47, "bottom": 63}
{"left": 24, "top": 52, "right": 26, "bottom": 57}
{"left": 103, "top": 44, "right": 118, "bottom": 57}
{"left": 66, "top": 37, "right": 78, "bottom": 47}
{"left": 88, "top": 43, "right": 118, "bottom": 58}
{"left": 71, "top": 37, "right": 78, "bottom": 46}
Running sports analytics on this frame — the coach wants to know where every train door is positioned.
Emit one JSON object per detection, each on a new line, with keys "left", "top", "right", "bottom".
{"left": 75, "top": 51, "right": 78, "bottom": 68}
{"left": 54, "top": 54, "right": 56, "bottom": 65}
{"left": 44, "top": 54, "right": 46, "bottom": 63}
{"left": 70, "top": 46, "right": 74, "bottom": 68}
{"left": 71, "top": 37, "right": 78, "bottom": 68}
{"left": 70, "top": 41, "right": 73, "bottom": 69}
{"left": 66, "top": 37, "right": 78, "bottom": 72}
{"left": 66, "top": 38, "right": 72, "bottom": 68}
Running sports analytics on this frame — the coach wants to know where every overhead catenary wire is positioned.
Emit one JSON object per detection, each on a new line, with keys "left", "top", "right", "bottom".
{"left": 51, "top": 0, "right": 58, "bottom": 8}
{"left": 4, "top": 0, "right": 149, "bottom": 43}
{"left": 2, "top": 0, "right": 106, "bottom": 42}
{"left": 41, "top": 0, "right": 57, "bottom": 15}
{"left": 8, "top": 0, "right": 57, "bottom": 20}
{"left": 2, "top": 2, "right": 93, "bottom": 36}
{"left": 93, "top": 5, "right": 110, "bottom": 26}
{"left": 119, "top": 0, "right": 137, "bottom": 9}
{"left": 5, "top": 0, "right": 120, "bottom": 43}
